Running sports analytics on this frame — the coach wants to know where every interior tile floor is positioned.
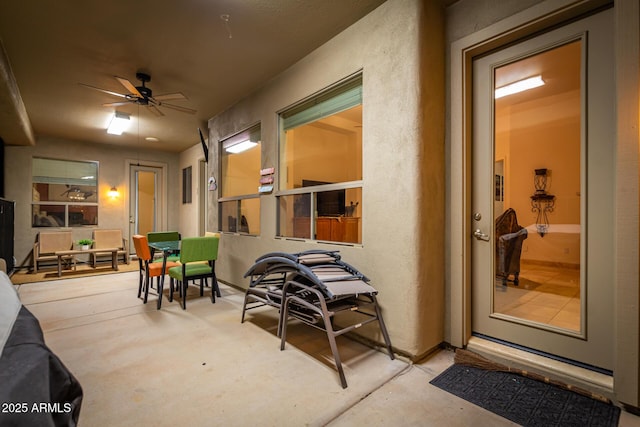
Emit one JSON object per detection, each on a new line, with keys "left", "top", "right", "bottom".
{"left": 12, "top": 270, "right": 640, "bottom": 426}
{"left": 495, "top": 263, "right": 581, "bottom": 331}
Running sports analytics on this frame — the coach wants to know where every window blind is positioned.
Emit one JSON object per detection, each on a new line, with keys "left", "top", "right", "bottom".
{"left": 282, "top": 76, "right": 362, "bottom": 131}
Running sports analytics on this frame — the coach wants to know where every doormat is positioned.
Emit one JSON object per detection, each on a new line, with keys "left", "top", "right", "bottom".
{"left": 430, "top": 364, "right": 620, "bottom": 427}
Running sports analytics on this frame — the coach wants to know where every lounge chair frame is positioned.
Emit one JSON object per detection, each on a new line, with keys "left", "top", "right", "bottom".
{"left": 241, "top": 250, "right": 394, "bottom": 388}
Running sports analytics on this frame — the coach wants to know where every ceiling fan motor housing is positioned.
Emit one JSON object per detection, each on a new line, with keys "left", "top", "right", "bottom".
{"left": 136, "top": 86, "right": 152, "bottom": 99}
{"left": 135, "top": 72, "right": 152, "bottom": 102}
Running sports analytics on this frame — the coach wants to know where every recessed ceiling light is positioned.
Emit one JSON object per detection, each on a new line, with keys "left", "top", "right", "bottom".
{"left": 495, "top": 75, "right": 544, "bottom": 99}
{"left": 225, "top": 140, "right": 258, "bottom": 154}
{"left": 145, "top": 137, "right": 160, "bottom": 142}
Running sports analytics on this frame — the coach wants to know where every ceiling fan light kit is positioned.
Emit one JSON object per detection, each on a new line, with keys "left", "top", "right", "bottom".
{"left": 106, "top": 111, "right": 130, "bottom": 135}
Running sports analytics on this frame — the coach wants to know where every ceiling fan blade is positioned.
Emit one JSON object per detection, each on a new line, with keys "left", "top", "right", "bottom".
{"left": 154, "top": 92, "right": 187, "bottom": 101}
{"left": 115, "top": 76, "right": 143, "bottom": 98}
{"left": 160, "top": 102, "right": 197, "bottom": 114}
{"left": 78, "top": 83, "right": 128, "bottom": 99}
{"left": 147, "top": 104, "right": 165, "bottom": 117}
{"left": 102, "top": 101, "right": 132, "bottom": 107}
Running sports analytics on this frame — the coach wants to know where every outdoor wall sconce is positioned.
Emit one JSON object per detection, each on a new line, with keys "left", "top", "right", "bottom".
{"left": 108, "top": 186, "right": 119, "bottom": 198}
{"left": 530, "top": 168, "right": 555, "bottom": 237}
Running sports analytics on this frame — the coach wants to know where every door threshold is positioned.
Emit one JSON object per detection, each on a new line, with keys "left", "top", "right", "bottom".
{"left": 466, "top": 336, "right": 614, "bottom": 401}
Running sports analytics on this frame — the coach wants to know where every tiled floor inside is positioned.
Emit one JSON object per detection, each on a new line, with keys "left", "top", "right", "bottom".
{"left": 494, "top": 263, "right": 580, "bottom": 331}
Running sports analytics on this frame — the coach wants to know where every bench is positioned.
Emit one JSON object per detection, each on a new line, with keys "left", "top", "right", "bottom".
{"left": 90, "top": 229, "right": 129, "bottom": 267}
{"left": 33, "top": 231, "right": 75, "bottom": 273}
{"left": 55, "top": 248, "right": 120, "bottom": 277}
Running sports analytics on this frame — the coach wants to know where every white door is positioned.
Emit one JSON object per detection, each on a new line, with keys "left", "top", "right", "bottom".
{"left": 129, "top": 164, "right": 163, "bottom": 253}
{"left": 471, "top": 9, "right": 614, "bottom": 370}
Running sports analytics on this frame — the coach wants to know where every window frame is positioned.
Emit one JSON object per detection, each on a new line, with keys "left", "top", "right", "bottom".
{"left": 275, "top": 73, "right": 363, "bottom": 245}
{"left": 217, "top": 123, "right": 262, "bottom": 236}
{"left": 31, "top": 157, "right": 99, "bottom": 228}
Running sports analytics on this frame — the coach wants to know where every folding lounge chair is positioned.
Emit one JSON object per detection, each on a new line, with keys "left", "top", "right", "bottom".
{"left": 241, "top": 250, "right": 346, "bottom": 330}
{"left": 241, "top": 250, "right": 394, "bottom": 388}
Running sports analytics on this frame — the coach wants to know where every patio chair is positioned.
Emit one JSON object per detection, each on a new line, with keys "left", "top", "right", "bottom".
{"left": 132, "top": 235, "right": 180, "bottom": 307}
{"left": 91, "top": 229, "right": 129, "bottom": 267}
{"left": 33, "top": 231, "right": 75, "bottom": 273}
{"left": 168, "top": 236, "right": 220, "bottom": 309}
{"left": 241, "top": 250, "right": 394, "bottom": 388}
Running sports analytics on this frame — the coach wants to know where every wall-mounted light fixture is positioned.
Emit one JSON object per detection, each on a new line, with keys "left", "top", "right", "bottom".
{"left": 108, "top": 186, "right": 119, "bottom": 198}
{"left": 107, "top": 111, "right": 130, "bottom": 135}
{"left": 495, "top": 75, "right": 544, "bottom": 99}
{"left": 530, "top": 168, "right": 555, "bottom": 237}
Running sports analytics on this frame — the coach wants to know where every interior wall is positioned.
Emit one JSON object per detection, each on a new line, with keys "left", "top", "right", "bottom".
{"left": 497, "top": 90, "right": 581, "bottom": 265}
{"left": 5, "top": 137, "right": 180, "bottom": 268}
{"left": 287, "top": 125, "right": 360, "bottom": 187}
{"left": 207, "top": 0, "right": 445, "bottom": 358}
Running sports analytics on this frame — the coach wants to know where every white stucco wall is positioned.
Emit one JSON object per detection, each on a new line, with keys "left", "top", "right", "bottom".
{"left": 207, "top": 0, "right": 445, "bottom": 357}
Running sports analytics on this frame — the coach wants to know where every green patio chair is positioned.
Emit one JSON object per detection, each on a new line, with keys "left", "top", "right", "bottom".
{"left": 168, "top": 236, "right": 220, "bottom": 309}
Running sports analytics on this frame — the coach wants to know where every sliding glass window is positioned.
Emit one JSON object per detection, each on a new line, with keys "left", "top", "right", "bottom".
{"left": 277, "top": 74, "right": 363, "bottom": 244}
{"left": 219, "top": 124, "right": 261, "bottom": 235}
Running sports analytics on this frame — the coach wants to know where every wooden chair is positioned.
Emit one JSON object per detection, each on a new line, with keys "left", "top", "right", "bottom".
{"left": 33, "top": 231, "right": 75, "bottom": 273}
{"left": 91, "top": 229, "right": 129, "bottom": 267}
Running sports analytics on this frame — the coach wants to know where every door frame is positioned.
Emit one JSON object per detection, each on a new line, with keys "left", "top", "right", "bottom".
{"left": 125, "top": 159, "right": 169, "bottom": 252}
{"left": 448, "top": 0, "right": 640, "bottom": 405}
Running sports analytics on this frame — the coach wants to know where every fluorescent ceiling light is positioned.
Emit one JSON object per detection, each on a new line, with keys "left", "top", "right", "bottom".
{"left": 495, "top": 75, "right": 544, "bottom": 99}
{"left": 107, "top": 111, "right": 130, "bottom": 135}
{"left": 225, "top": 140, "right": 257, "bottom": 154}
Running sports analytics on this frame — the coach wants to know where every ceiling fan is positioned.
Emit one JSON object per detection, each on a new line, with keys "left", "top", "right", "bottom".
{"left": 79, "top": 72, "right": 196, "bottom": 116}
{"left": 60, "top": 186, "right": 94, "bottom": 200}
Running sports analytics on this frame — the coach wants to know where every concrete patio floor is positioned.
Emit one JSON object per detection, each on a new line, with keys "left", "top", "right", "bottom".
{"left": 13, "top": 270, "right": 640, "bottom": 426}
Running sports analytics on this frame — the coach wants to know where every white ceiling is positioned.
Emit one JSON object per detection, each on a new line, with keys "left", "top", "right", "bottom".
{"left": 0, "top": 0, "right": 389, "bottom": 152}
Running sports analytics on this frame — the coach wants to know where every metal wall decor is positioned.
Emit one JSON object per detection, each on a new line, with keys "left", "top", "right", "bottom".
{"left": 530, "top": 168, "right": 555, "bottom": 237}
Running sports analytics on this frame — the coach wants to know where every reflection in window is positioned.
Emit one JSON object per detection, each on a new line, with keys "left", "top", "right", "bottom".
{"left": 218, "top": 124, "right": 261, "bottom": 235}
{"left": 492, "top": 40, "right": 582, "bottom": 332}
{"left": 32, "top": 158, "right": 99, "bottom": 227}
{"left": 277, "top": 74, "right": 363, "bottom": 244}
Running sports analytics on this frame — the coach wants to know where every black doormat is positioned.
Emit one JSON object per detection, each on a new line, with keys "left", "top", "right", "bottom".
{"left": 430, "top": 364, "right": 620, "bottom": 427}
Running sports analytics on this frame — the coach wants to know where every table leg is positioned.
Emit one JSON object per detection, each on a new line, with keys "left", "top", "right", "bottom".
{"left": 58, "top": 256, "right": 62, "bottom": 277}
{"left": 157, "top": 252, "right": 168, "bottom": 310}
{"left": 112, "top": 251, "right": 118, "bottom": 271}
